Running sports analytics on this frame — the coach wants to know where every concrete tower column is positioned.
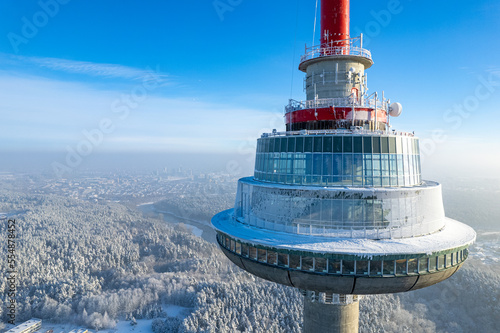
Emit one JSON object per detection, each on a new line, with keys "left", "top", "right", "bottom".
{"left": 303, "top": 292, "right": 360, "bottom": 333}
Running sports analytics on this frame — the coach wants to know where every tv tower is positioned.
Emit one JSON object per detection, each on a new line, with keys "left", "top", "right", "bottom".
{"left": 212, "top": 0, "right": 476, "bottom": 332}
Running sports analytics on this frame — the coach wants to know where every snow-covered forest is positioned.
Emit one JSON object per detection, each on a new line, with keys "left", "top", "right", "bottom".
{"left": 0, "top": 175, "right": 499, "bottom": 332}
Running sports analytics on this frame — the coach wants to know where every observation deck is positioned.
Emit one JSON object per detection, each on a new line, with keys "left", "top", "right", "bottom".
{"left": 299, "top": 37, "right": 373, "bottom": 72}
{"left": 285, "top": 95, "right": 389, "bottom": 114}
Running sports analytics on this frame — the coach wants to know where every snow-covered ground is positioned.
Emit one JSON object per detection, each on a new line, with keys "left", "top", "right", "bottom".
{"left": 470, "top": 230, "right": 500, "bottom": 264}
{"left": 24, "top": 305, "right": 190, "bottom": 333}
{"left": 184, "top": 225, "right": 203, "bottom": 237}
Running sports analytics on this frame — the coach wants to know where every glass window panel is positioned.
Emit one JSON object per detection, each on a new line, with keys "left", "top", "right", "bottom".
{"left": 446, "top": 253, "right": 452, "bottom": 268}
{"left": 344, "top": 136, "right": 353, "bottom": 153}
{"left": 321, "top": 199, "right": 332, "bottom": 221}
{"left": 373, "top": 137, "right": 381, "bottom": 153}
{"left": 230, "top": 240, "right": 235, "bottom": 252}
{"left": 331, "top": 200, "right": 343, "bottom": 222}
{"left": 333, "top": 154, "right": 342, "bottom": 175}
{"left": 258, "top": 249, "right": 267, "bottom": 262}
{"left": 438, "top": 255, "right": 445, "bottom": 270}
{"left": 274, "top": 138, "right": 281, "bottom": 153}
{"left": 257, "top": 155, "right": 263, "bottom": 172}
{"left": 305, "top": 154, "right": 313, "bottom": 174}
{"left": 289, "top": 254, "right": 301, "bottom": 269}
{"left": 225, "top": 237, "right": 230, "bottom": 248}
{"left": 342, "top": 260, "right": 355, "bottom": 275}
{"left": 356, "top": 261, "right": 369, "bottom": 275}
{"left": 269, "top": 139, "right": 275, "bottom": 153}
{"left": 363, "top": 154, "right": 372, "bottom": 176}
{"left": 278, "top": 253, "right": 289, "bottom": 267}
{"left": 328, "top": 259, "right": 342, "bottom": 274}
{"left": 390, "top": 155, "right": 397, "bottom": 177}
{"left": 383, "top": 260, "right": 395, "bottom": 275}
{"left": 313, "top": 154, "right": 322, "bottom": 175}
{"left": 304, "top": 137, "right": 313, "bottom": 152}
{"left": 315, "top": 258, "right": 327, "bottom": 272}
{"left": 287, "top": 137, "right": 295, "bottom": 152}
{"left": 389, "top": 137, "right": 396, "bottom": 154}
{"left": 296, "top": 137, "right": 304, "bottom": 152}
{"left": 353, "top": 137, "right": 362, "bottom": 153}
{"left": 267, "top": 251, "right": 277, "bottom": 265}
{"left": 381, "top": 137, "right": 389, "bottom": 154}
{"left": 419, "top": 258, "right": 428, "bottom": 273}
{"left": 364, "top": 177, "right": 373, "bottom": 187}
{"left": 302, "top": 256, "right": 314, "bottom": 271}
{"left": 363, "top": 199, "right": 373, "bottom": 222}
{"left": 323, "top": 136, "right": 333, "bottom": 152}
{"left": 370, "top": 260, "right": 382, "bottom": 275}
{"left": 323, "top": 154, "right": 333, "bottom": 176}
{"left": 235, "top": 242, "right": 241, "bottom": 255}
{"left": 396, "top": 259, "right": 407, "bottom": 275}
{"left": 429, "top": 256, "right": 437, "bottom": 271}
{"left": 281, "top": 138, "right": 287, "bottom": 152}
{"left": 381, "top": 155, "right": 389, "bottom": 175}
{"left": 249, "top": 247, "right": 257, "bottom": 260}
{"left": 353, "top": 154, "right": 363, "bottom": 176}
{"left": 396, "top": 137, "right": 403, "bottom": 153}
{"left": 333, "top": 137, "right": 343, "bottom": 153}
{"left": 314, "top": 137, "right": 323, "bottom": 152}
{"left": 343, "top": 154, "right": 353, "bottom": 175}
{"left": 363, "top": 136, "right": 372, "bottom": 153}
{"left": 372, "top": 155, "right": 381, "bottom": 176}
{"left": 241, "top": 244, "right": 249, "bottom": 257}
{"left": 408, "top": 258, "right": 418, "bottom": 274}
{"left": 342, "top": 200, "right": 353, "bottom": 222}
{"left": 382, "top": 177, "right": 390, "bottom": 187}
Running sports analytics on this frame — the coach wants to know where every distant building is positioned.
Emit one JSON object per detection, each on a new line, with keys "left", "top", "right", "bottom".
{"left": 5, "top": 319, "right": 42, "bottom": 333}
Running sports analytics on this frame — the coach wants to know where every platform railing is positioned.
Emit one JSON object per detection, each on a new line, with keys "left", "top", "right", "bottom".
{"left": 301, "top": 44, "right": 372, "bottom": 63}
{"left": 285, "top": 96, "right": 389, "bottom": 114}
{"left": 262, "top": 129, "right": 415, "bottom": 138}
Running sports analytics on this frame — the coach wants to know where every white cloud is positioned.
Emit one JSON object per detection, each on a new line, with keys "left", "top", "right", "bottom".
{"left": 2, "top": 53, "right": 169, "bottom": 81}
{"left": 0, "top": 72, "right": 277, "bottom": 153}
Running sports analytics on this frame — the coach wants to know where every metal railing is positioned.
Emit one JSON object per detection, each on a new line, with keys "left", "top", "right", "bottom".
{"left": 262, "top": 129, "right": 415, "bottom": 138}
{"left": 301, "top": 45, "right": 372, "bottom": 63}
{"left": 285, "top": 96, "right": 389, "bottom": 114}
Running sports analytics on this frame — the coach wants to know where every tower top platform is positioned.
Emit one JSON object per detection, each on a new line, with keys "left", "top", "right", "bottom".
{"left": 299, "top": 37, "right": 373, "bottom": 73}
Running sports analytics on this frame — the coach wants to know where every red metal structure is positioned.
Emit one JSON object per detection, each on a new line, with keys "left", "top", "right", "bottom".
{"left": 321, "top": 0, "right": 350, "bottom": 47}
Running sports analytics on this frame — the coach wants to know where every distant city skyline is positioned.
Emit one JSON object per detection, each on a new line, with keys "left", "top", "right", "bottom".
{"left": 1, "top": 0, "right": 499, "bottom": 176}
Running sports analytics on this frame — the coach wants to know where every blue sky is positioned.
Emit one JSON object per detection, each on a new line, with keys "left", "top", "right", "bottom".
{"left": 0, "top": 0, "right": 499, "bottom": 174}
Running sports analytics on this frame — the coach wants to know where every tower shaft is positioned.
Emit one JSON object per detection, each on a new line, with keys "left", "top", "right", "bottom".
{"left": 303, "top": 292, "right": 359, "bottom": 333}
{"left": 321, "top": 0, "right": 350, "bottom": 47}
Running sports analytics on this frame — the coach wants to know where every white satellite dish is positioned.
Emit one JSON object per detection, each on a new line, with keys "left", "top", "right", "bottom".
{"left": 389, "top": 102, "right": 403, "bottom": 117}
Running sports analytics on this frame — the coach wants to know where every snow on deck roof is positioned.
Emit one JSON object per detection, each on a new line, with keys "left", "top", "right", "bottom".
{"left": 212, "top": 209, "right": 476, "bottom": 258}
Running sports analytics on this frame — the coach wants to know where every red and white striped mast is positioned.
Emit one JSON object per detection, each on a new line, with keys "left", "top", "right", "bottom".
{"left": 286, "top": 0, "right": 402, "bottom": 132}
